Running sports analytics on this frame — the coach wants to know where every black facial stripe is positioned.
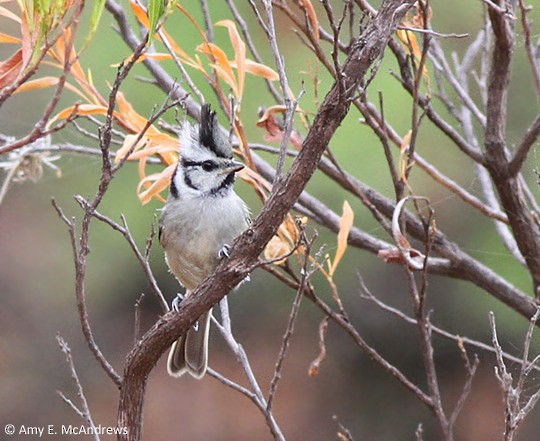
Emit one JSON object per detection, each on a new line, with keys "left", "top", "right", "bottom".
{"left": 183, "top": 170, "right": 198, "bottom": 190}
{"left": 210, "top": 172, "right": 236, "bottom": 195}
{"left": 181, "top": 159, "right": 218, "bottom": 171}
{"left": 170, "top": 164, "right": 180, "bottom": 198}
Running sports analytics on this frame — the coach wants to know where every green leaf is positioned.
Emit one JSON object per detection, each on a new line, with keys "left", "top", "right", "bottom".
{"left": 81, "top": 0, "right": 106, "bottom": 50}
{"left": 147, "top": 0, "right": 165, "bottom": 43}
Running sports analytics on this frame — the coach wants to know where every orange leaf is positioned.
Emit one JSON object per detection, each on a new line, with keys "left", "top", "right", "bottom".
{"left": 397, "top": 29, "right": 421, "bottom": 61}
{"left": 115, "top": 134, "right": 149, "bottom": 163}
{"left": 0, "top": 49, "right": 22, "bottom": 88}
{"left": 298, "top": 0, "right": 319, "bottom": 42}
{"left": 51, "top": 104, "right": 111, "bottom": 125}
{"left": 264, "top": 235, "right": 291, "bottom": 265}
{"left": 137, "top": 164, "right": 176, "bottom": 204}
{"left": 129, "top": 0, "right": 150, "bottom": 28}
{"left": 136, "top": 52, "right": 173, "bottom": 62}
{"left": 197, "top": 42, "right": 238, "bottom": 96}
{"left": 329, "top": 200, "right": 354, "bottom": 277}
{"left": 243, "top": 59, "right": 279, "bottom": 81}
{"left": 12, "top": 76, "right": 58, "bottom": 93}
{"left": 116, "top": 92, "right": 159, "bottom": 134}
{"left": 0, "top": 32, "right": 21, "bottom": 44}
{"left": 216, "top": 19, "right": 246, "bottom": 99}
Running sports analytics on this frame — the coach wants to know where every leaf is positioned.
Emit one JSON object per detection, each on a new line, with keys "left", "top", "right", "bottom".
{"left": 116, "top": 92, "right": 159, "bottom": 134}
{"left": 264, "top": 235, "right": 291, "bottom": 265}
{"left": 398, "top": 129, "right": 412, "bottom": 181}
{"left": 397, "top": 29, "right": 422, "bottom": 61}
{"left": 298, "top": 0, "right": 319, "bottom": 42}
{"left": 130, "top": 0, "right": 150, "bottom": 28}
{"left": 0, "top": 32, "right": 21, "bottom": 44}
{"left": 243, "top": 59, "right": 279, "bottom": 81}
{"left": 82, "top": 0, "right": 106, "bottom": 49}
{"left": 0, "top": 49, "right": 23, "bottom": 89}
{"left": 0, "top": 6, "right": 22, "bottom": 23}
{"left": 12, "top": 75, "right": 58, "bottom": 92}
{"left": 256, "top": 105, "right": 304, "bottom": 149}
{"left": 329, "top": 200, "right": 354, "bottom": 277}
{"left": 51, "top": 104, "right": 111, "bottom": 125}
{"left": 137, "top": 164, "right": 176, "bottom": 204}
{"left": 216, "top": 19, "right": 246, "bottom": 99}
{"left": 147, "top": 0, "right": 165, "bottom": 43}
{"left": 197, "top": 42, "right": 238, "bottom": 96}
{"left": 115, "top": 134, "right": 149, "bottom": 163}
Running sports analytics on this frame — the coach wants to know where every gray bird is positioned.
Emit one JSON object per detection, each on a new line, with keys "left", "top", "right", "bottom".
{"left": 159, "top": 104, "right": 250, "bottom": 379}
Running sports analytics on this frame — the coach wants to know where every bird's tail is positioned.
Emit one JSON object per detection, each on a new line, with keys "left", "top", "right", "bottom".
{"left": 167, "top": 310, "right": 211, "bottom": 379}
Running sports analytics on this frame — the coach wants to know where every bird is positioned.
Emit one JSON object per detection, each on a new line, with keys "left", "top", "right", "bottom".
{"left": 159, "top": 104, "right": 250, "bottom": 379}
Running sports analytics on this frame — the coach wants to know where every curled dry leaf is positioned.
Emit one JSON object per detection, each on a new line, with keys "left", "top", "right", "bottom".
{"left": 263, "top": 216, "right": 303, "bottom": 264}
{"left": 256, "top": 106, "right": 304, "bottom": 149}
{"left": 378, "top": 197, "right": 427, "bottom": 270}
{"left": 264, "top": 235, "right": 292, "bottom": 265}
{"left": 309, "top": 317, "right": 329, "bottom": 377}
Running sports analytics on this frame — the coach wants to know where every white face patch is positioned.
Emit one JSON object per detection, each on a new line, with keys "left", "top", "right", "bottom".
{"left": 169, "top": 125, "right": 235, "bottom": 197}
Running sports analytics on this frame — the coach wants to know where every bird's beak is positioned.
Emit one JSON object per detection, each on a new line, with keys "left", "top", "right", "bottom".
{"left": 219, "top": 160, "right": 244, "bottom": 175}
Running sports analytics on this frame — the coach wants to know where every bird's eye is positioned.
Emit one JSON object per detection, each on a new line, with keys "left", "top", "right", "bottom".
{"left": 201, "top": 161, "right": 215, "bottom": 171}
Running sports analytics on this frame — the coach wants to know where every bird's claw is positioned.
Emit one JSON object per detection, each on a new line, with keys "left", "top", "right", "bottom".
{"left": 171, "top": 293, "right": 184, "bottom": 312}
{"left": 218, "top": 244, "right": 231, "bottom": 259}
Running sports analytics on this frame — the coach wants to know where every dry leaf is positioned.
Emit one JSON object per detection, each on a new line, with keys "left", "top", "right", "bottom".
{"left": 256, "top": 106, "right": 304, "bottom": 149}
{"left": 264, "top": 235, "right": 291, "bottom": 265}
{"left": 0, "top": 49, "right": 23, "bottom": 88}
{"left": 216, "top": 20, "right": 246, "bottom": 99}
{"left": 308, "top": 317, "right": 328, "bottom": 377}
{"left": 0, "top": 32, "right": 21, "bottom": 44}
{"left": 328, "top": 200, "right": 354, "bottom": 277}
{"left": 298, "top": 0, "right": 319, "bottom": 42}
{"left": 244, "top": 59, "right": 278, "bottom": 81}
{"left": 137, "top": 164, "right": 176, "bottom": 204}
{"left": 197, "top": 42, "right": 238, "bottom": 97}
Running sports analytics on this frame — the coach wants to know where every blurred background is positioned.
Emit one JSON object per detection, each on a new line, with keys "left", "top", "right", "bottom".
{"left": 1, "top": 1, "right": 540, "bottom": 440}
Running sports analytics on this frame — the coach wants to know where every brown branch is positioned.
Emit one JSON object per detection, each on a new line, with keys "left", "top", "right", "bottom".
{"left": 518, "top": 0, "right": 540, "bottom": 104}
{"left": 52, "top": 200, "right": 122, "bottom": 386}
{"left": 484, "top": 2, "right": 540, "bottom": 293}
{"left": 508, "top": 114, "right": 540, "bottom": 176}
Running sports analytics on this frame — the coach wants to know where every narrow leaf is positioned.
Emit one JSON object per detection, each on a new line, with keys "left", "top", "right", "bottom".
{"left": 0, "top": 32, "right": 21, "bottom": 44}
{"left": 243, "top": 59, "right": 279, "bottom": 81}
{"left": 0, "top": 6, "right": 22, "bottom": 23}
{"left": 0, "top": 49, "right": 23, "bottom": 88}
{"left": 82, "top": 0, "right": 106, "bottom": 49}
{"left": 137, "top": 164, "right": 176, "bottom": 204}
{"left": 147, "top": 0, "right": 165, "bottom": 43}
{"left": 298, "top": 0, "right": 319, "bottom": 42}
{"left": 329, "top": 200, "right": 354, "bottom": 277}
{"left": 216, "top": 20, "right": 246, "bottom": 99}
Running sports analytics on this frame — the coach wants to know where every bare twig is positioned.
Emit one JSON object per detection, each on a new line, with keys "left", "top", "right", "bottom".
{"left": 267, "top": 235, "right": 313, "bottom": 411}
{"left": 214, "top": 298, "right": 287, "bottom": 441}
{"left": 56, "top": 335, "right": 100, "bottom": 441}
{"left": 490, "top": 309, "right": 540, "bottom": 441}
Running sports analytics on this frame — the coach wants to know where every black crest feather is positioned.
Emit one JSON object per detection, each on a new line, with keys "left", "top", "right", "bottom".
{"left": 199, "top": 104, "right": 232, "bottom": 159}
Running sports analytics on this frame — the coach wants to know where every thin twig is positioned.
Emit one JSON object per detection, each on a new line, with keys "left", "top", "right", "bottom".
{"left": 267, "top": 234, "right": 313, "bottom": 411}
{"left": 56, "top": 334, "right": 100, "bottom": 441}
